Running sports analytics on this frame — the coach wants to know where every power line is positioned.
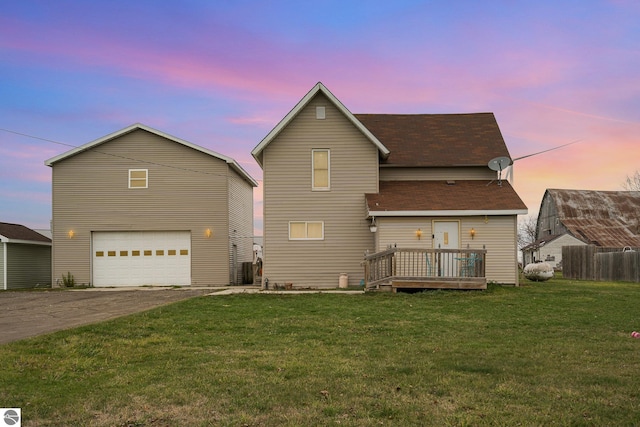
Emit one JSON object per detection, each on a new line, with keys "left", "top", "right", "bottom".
{"left": 0, "top": 127, "right": 252, "bottom": 179}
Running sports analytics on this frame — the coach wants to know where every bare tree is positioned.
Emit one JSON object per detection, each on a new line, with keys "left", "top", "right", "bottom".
{"left": 622, "top": 170, "right": 640, "bottom": 191}
{"left": 518, "top": 215, "right": 538, "bottom": 250}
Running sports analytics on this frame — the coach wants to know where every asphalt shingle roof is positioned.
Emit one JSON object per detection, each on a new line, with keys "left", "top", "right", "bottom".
{"left": 0, "top": 222, "right": 51, "bottom": 243}
{"left": 366, "top": 180, "right": 527, "bottom": 212}
{"left": 355, "top": 113, "right": 511, "bottom": 167}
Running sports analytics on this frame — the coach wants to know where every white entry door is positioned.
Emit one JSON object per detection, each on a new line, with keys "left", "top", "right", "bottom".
{"left": 433, "top": 221, "right": 459, "bottom": 276}
{"left": 92, "top": 231, "right": 191, "bottom": 287}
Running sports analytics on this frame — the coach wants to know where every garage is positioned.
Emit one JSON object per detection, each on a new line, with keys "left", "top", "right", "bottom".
{"left": 92, "top": 231, "right": 191, "bottom": 286}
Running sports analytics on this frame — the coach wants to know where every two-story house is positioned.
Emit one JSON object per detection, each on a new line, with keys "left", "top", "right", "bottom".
{"left": 252, "top": 83, "right": 527, "bottom": 289}
{"left": 45, "top": 124, "right": 257, "bottom": 287}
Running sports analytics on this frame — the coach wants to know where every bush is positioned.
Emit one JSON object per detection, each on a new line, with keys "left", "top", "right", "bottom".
{"left": 61, "top": 272, "right": 75, "bottom": 288}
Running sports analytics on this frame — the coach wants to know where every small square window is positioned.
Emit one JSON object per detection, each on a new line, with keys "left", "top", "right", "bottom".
{"left": 132, "top": 250, "right": 140, "bottom": 256}
{"left": 96, "top": 251, "right": 104, "bottom": 257}
{"left": 108, "top": 251, "right": 116, "bottom": 257}
{"left": 168, "top": 250, "right": 176, "bottom": 256}
{"left": 156, "top": 250, "right": 164, "bottom": 256}
{"left": 129, "top": 169, "right": 148, "bottom": 189}
{"left": 120, "top": 251, "right": 128, "bottom": 256}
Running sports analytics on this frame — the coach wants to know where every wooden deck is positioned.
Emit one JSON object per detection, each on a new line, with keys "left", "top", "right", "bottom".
{"left": 363, "top": 247, "right": 487, "bottom": 292}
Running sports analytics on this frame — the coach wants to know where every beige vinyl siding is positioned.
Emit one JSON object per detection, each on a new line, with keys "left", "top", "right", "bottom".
{"left": 262, "top": 93, "right": 378, "bottom": 288}
{"left": 380, "top": 167, "right": 496, "bottom": 181}
{"left": 228, "top": 169, "right": 254, "bottom": 284}
{"left": 376, "top": 215, "right": 519, "bottom": 284}
{"left": 51, "top": 129, "right": 231, "bottom": 286}
{"left": 5, "top": 243, "right": 52, "bottom": 289}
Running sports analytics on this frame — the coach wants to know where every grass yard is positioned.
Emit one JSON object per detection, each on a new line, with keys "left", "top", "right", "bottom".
{"left": 1, "top": 278, "right": 640, "bottom": 426}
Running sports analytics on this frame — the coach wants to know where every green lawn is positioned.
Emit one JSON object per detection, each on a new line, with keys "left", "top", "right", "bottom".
{"left": 2, "top": 278, "right": 640, "bottom": 426}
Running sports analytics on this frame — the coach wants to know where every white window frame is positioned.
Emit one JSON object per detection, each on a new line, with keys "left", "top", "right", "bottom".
{"left": 128, "top": 169, "right": 148, "bottom": 189}
{"left": 311, "top": 149, "right": 330, "bottom": 191}
{"left": 288, "top": 221, "right": 325, "bottom": 240}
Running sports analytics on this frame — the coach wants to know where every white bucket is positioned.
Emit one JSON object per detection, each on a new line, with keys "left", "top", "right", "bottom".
{"left": 339, "top": 273, "right": 349, "bottom": 288}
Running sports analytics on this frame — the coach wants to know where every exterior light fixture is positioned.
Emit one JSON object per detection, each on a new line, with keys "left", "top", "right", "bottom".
{"left": 416, "top": 228, "right": 422, "bottom": 239}
{"left": 470, "top": 228, "right": 476, "bottom": 239}
{"left": 67, "top": 230, "right": 75, "bottom": 239}
{"left": 205, "top": 228, "right": 212, "bottom": 238}
{"left": 369, "top": 217, "right": 377, "bottom": 233}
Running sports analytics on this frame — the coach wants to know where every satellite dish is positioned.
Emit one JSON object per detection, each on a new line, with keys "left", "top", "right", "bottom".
{"left": 488, "top": 156, "right": 513, "bottom": 186}
{"left": 488, "top": 156, "right": 513, "bottom": 172}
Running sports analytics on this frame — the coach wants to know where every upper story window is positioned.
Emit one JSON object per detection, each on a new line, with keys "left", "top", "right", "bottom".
{"left": 312, "top": 149, "right": 330, "bottom": 190}
{"left": 129, "top": 169, "right": 148, "bottom": 189}
{"left": 289, "top": 221, "right": 324, "bottom": 240}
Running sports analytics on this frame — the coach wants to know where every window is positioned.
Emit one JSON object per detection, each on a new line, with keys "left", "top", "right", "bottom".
{"left": 289, "top": 221, "right": 324, "bottom": 240}
{"left": 129, "top": 169, "right": 148, "bottom": 188}
{"left": 312, "top": 149, "right": 330, "bottom": 190}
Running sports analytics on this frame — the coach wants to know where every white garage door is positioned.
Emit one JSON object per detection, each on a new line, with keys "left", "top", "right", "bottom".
{"left": 92, "top": 231, "right": 191, "bottom": 287}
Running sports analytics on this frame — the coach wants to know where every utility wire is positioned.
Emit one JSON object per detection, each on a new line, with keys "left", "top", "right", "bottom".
{"left": 0, "top": 127, "right": 258, "bottom": 179}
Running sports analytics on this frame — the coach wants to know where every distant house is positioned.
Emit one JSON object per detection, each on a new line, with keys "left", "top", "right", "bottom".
{"left": 45, "top": 124, "right": 257, "bottom": 287}
{"left": 0, "top": 222, "right": 52, "bottom": 289}
{"left": 523, "top": 189, "right": 640, "bottom": 267}
{"left": 521, "top": 233, "right": 585, "bottom": 269}
{"left": 252, "top": 82, "right": 527, "bottom": 289}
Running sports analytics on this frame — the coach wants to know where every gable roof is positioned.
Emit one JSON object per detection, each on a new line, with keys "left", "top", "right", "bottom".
{"left": 251, "top": 82, "right": 390, "bottom": 167}
{"left": 44, "top": 123, "right": 258, "bottom": 187}
{"left": 355, "top": 113, "right": 511, "bottom": 167}
{"left": 366, "top": 180, "right": 527, "bottom": 216}
{"left": 546, "top": 189, "right": 640, "bottom": 247}
{"left": 0, "top": 222, "right": 51, "bottom": 245}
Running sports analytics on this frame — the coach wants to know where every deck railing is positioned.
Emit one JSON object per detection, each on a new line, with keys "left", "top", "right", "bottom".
{"left": 363, "top": 247, "right": 487, "bottom": 290}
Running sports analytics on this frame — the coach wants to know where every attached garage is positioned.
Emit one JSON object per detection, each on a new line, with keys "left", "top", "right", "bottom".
{"left": 92, "top": 231, "right": 191, "bottom": 287}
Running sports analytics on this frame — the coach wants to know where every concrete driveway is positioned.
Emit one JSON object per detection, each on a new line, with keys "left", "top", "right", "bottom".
{"left": 0, "top": 287, "right": 214, "bottom": 345}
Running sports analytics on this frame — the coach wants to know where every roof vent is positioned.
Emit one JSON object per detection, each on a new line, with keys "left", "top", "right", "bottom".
{"left": 447, "top": 180, "right": 456, "bottom": 185}
{"left": 316, "top": 106, "right": 326, "bottom": 120}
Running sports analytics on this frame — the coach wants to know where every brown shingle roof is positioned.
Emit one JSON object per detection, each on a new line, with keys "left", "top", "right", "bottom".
{"left": 0, "top": 222, "right": 51, "bottom": 243}
{"left": 548, "top": 189, "right": 640, "bottom": 247}
{"left": 355, "top": 113, "right": 511, "bottom": 167}
{"left": 366, "top": 181, "right": 527, "bottom": 213}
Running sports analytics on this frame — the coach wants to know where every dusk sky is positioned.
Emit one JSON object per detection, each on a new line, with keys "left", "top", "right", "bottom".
{"left": 2, "top": 1, "right": 639, "bottom": 235}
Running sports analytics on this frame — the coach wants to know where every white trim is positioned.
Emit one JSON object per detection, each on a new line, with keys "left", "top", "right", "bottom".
{"left": 288, "top": 221, "right": 325, "bottom": 240}
{"left": 251, "top": 82, "right": 389, "bottom": 167}
{"left": 128, "top": 168, "right": 148, "bottom": 189}
{"left": 2, "top": 241, "right": 7, "bottom": 290}
{"left": 44, "top": 123, "right": 258, "bottom": 187}
{"left": 368, "top": 209, "right": 528, "bottom": 217}
{"left": 311, "top": 149, "right": 330, "bottom": 191}
{"left": 0, "top": 235, "right": 51, "bottom": 246}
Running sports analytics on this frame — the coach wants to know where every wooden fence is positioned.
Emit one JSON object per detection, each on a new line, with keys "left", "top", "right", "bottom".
{"left": 562, "top": 245, "right": 640, "bottom": 282}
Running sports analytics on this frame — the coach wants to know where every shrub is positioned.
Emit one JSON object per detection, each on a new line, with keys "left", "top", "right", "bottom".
{"left": 61, "top": 272, "right": 75, "bottom": 288}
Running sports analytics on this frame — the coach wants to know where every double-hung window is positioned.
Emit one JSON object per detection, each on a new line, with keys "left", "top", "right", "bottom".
{"left": 312, "top": 149, "right": 330, "bottom": 190}
{"left": 129, "top": 169, "right": 148, "bottom": 188}
{"left": 289, "top": 221, "right": 324, "bottom": 240}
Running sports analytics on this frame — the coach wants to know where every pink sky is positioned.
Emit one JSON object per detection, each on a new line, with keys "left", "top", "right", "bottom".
{"left": 1, "top": 1, "right": 639, "bottom": 235}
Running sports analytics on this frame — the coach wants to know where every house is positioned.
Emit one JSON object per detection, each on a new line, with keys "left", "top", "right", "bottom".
{"left": 0, "top": 222, "right": 52, "bottom": 289}
{"left": 45, "top": 124, "right": 257, "bottom": 287}
{"left": 521, "top": 233, "right": 585, "bottom": 269}
{"left": 252, "top": 82, "right": 527, "bottom": 289}
{"left": 523, "top": 189, "right": 640, "bottom": 268}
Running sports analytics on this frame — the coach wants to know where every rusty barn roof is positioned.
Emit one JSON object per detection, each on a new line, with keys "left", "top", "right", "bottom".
{"left": 548, "top": 189, "right": 640, "bottom": 247}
